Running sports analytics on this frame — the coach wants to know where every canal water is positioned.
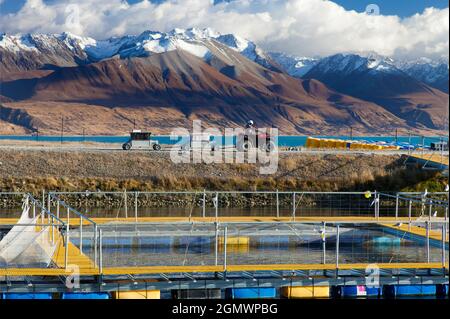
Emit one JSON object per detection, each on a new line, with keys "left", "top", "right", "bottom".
{"left": 1, "top": 135, "right": 446, "bottom": 147}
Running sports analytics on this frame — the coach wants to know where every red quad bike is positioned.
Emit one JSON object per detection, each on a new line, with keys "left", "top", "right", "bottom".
{"left": 236, "top": 128, "right": 276, "bottom": 152}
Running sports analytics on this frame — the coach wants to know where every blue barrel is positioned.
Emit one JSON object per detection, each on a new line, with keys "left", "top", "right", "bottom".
{"left": 384, "top": 285, "right": 437, "bottom": 297}
{"left": 225, "top": 288, "right": 276, "bottom": 299}
{"left": 2, "top": 293, "right": 53, "bottom": 299}
{"left": 61, "top": 292, "right": 110, "bottom": 299}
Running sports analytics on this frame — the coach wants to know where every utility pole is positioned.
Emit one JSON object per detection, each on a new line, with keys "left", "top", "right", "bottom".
{"left": 395, "top": 128, "right": 398, "bottom": 143}
{"left": 60, "top": 116, "right": 64, "bottom": 145}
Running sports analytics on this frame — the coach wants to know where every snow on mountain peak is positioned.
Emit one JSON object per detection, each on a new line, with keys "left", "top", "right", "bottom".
{"left": 0, "top": 34, "right": 38, "bottom": 52}
{"left": 269, "top": 52, "right": 318, "bottom": 77}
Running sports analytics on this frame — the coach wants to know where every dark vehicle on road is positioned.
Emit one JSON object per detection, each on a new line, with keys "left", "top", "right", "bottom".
{"left": 122, "top": 130, "right": 161, "bottom": 151}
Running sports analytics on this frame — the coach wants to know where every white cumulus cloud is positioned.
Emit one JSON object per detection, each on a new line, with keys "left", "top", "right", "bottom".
{"left": 0, "top": 0, "right": 448, "bottom": 60}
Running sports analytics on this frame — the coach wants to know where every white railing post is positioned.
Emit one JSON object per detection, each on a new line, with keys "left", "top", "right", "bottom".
{"left": 215, "top": 222, "right": 219, "bottom": 266}
{"left": 442, "top": 225, "right": 446, "bottom": 268}
{"left": 408, "top": 200, "right": 412, "bottom": 231}
{"left": 322, "top": 222, "right": 326, "bottom": 264}
{"left": 99, "top": 228, "right": 103, "bottom": 274}
{"left": 223, "top": 226, "right": 228, "bottom": 272}
{"left": 124, "top": 190, "right": 128, "bottom": 219}
{"left": 335, "top": 225, "right": 340, "bottom": 270}
{"left": 65, "top": 223, "right": 69, "bottom": 270}
{"left": 426, "top": 221, "right": 430, "bottom": 263}
{"left": 94, "top": 224, "right": 98, "bottom": 268}
{"left": 395, "top": 194, "right": 399, "bottom": 220}
{"left": 429, "top": 201, "right": 432, "bottom": 221}
{"left": 215, "top": 192, "right": 219, "bottom": 223}
{"left": 202, "top": 190, "right": 206, "bottom": 218}
{"left": 373, "top": 191, "right": 377, "bottom": 219}
{"left": 292, "top": 192, "right": 296, "bottom": 221}
{"left": 276, "top": 189, "right": 279, "bottom": 218}
{"left": 79, "top": 215, "right": 83, "bottom": 254}
{"left": 134, "top": 191, "right": 138, "bottom": 223}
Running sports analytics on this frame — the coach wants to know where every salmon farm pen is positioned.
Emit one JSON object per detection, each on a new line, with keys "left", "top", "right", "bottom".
{"left": 0, "top": 191, "right": 448, "bottom": 299}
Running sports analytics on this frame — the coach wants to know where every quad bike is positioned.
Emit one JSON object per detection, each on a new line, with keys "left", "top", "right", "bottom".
{"left": 236, "top": 128, "right": 276, "bottom": 152}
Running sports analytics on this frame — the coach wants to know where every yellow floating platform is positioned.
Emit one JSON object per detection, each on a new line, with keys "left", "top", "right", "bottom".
{"left": 281, "top": 286, "right": 330, "bottom": 298}
{"left": 218, "top": 236, "right": 249, "bottom": 246}
{"left": 382, "top": 223, "right": 449, "bottom": 243}
{"left": 0, "top": 216, "right": 434, "bottom": 226}
{"left": 112, "top": 290, "right": 160, "bottom": 299}
{"left": 0, "top": 263, "right": 446, "bottom": 277}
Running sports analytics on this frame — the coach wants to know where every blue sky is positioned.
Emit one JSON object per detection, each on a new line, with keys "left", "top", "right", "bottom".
{"left": 1, "top": 0, "right": 448, "bottom": 60}
{"left": 333, "top": 0, "right": 448, "bottom": 17}
{"left": 1, "top": 0, "right": 448, "bottom": 16}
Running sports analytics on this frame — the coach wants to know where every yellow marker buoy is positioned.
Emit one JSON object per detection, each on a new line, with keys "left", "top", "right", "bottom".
{"left": 364, "top": 191, "right": 372, "bottom": 199}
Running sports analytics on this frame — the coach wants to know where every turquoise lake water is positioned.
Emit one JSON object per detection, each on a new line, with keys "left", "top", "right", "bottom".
{"left": 1, "top": 135, "right": 447, "bottom": 147}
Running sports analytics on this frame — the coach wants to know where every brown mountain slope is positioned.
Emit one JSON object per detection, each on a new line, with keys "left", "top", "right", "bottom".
{"left": 0, "top": 43, "right": 432, "bottom": 135}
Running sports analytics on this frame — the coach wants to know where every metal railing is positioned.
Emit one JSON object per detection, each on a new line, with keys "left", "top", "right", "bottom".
{"left": 1, "top": 191, "right": 448, "bottom": 277}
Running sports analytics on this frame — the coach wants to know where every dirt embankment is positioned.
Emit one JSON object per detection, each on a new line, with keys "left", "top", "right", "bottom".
{"left": 0, "top": 149, "right": 444, "bottom": 195}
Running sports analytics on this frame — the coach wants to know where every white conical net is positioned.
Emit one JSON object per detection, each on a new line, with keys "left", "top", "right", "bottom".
{"left": 0, "top": 197, "right": 59, "bottom": 268}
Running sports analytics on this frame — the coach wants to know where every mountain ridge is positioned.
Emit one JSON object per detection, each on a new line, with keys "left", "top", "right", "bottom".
{"left": 0, "top": 29, "right": 448, "bottom": 135}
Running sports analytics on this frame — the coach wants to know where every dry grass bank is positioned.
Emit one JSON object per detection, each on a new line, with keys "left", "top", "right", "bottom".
{"left": 0, "top": 149, "right": 445, "bottom": 194}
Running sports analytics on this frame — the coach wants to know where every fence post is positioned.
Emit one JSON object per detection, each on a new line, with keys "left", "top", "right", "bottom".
{"left": 292, "top": 192, "right": 296, "bottom": 221}
{"left": 215, "top": 192, "right": 219, "bottom": 223}
{"left": 395, "top": 194, "right": 399, "bottom": 220}
{"left": 322, "top": 222, "right": 326, "bottom": 264}
{"left": 47, "top": 193, "right": 51, "bottom": 214}
{"left": 99, "top": 228, "right": 103, "bottom": 275}
{"left": 33, "top": 201, "right": 36, "bottom": 219}
{"left": 56, "top": 200, "right": 60, "bottom": 219}
{"left": 80, "top": 215, "right": 83, "bottom": 254}
{"left": 335, "top": 225, "right": 340, "bottom": 271}
{"left": 373, "top": 191, "right": 377, "bottom": 219}
{"left": 442, "top": 225, "right": 446, "bottom": 268}
{"left": 408, "top": 200, "right": 412, "bottom": 231}
{"left": 65, "top": 223, "right": 69, "bottom": 270}
{"left": 42, "top": 189, "right": 45, "bottom": 211}
{"left": 202, "top": 190, "right": 206, "bottom": 218}
{"left": 134, "top": 191, "right": 138, "bottom": 223}
{"left": 223, "top": 226, "right": 228, "bottom": 272}
{"left": 51, "top": 216, "right": 54, "bottom": 245}
{"left": 124, "top": 190, "right": 128, "bottom": 219}
{"left": 429, "top": 201, "right": 432, "bottom": 221}
{"left": 94, "top": 224, "right": 98, "bottom": 268}
{"left": 276, "top": 190, "right": 279, "bottom": 218}
{"left": 426, "top": 221, "right": 430, "bottom": 263}
{"left": 376, "top": 193, "right": 380, "bottom": 221}
{"left": 215, "top": 222, "right": 219, "bottom": 266}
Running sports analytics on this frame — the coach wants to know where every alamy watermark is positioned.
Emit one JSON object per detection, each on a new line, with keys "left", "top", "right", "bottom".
{"left": 169, "top": 120, "right": 279, "bottom": 175}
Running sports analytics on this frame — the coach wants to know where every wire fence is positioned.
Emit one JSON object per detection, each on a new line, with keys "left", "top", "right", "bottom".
{"left": 0, "top": 191, "right": 448, "bottom": 274}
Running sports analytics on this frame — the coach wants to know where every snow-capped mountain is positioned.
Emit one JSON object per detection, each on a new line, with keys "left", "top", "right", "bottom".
{"left": 396, "top": 58, "right": 449, "bottom": 93}
{"left": 1, "top": 28, "right": 281, "bottom": 72}
{"left": 304, "top": 53, "right": 403, "bottom": 76}
{"left": 273, "top": 51, "right": 449, "bottom": 94}
{"left": 269, "top": 52, "right": 318, "bottom": 77}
